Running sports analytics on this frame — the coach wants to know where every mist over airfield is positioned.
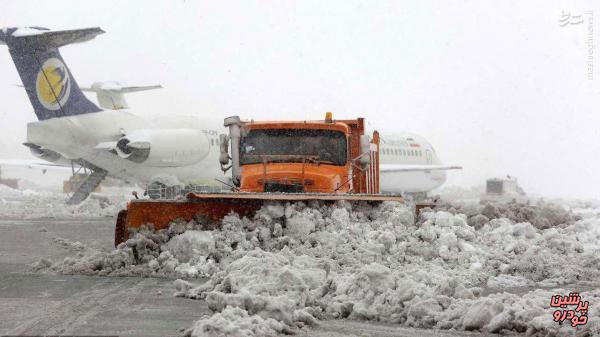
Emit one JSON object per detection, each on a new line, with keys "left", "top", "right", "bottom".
{"left": 0, "top": 0, "right": 598, "bottom": 199}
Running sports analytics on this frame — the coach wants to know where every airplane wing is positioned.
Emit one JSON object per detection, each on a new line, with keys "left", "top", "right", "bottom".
{"left": 380, "top": 164, "right": 462, "bottom": 173}
{"left": 0, "top": 159, "right": 74, "bottom": 171}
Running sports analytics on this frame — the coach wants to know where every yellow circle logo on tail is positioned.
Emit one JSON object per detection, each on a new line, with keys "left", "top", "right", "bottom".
{"left": 35, "top": 58, "right": 71, "bottom": 110}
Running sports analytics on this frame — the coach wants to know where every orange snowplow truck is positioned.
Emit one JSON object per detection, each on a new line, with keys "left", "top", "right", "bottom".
{"left": 114, "top": 113, "right": 403, "bottom": 246}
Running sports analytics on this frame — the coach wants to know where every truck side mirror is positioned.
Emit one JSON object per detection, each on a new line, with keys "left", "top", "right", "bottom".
{"left": 359, "top": 135, "right": 371, "bottom": 166}
{"left": 219, "top": 134, "right": 230, "bottom": 167}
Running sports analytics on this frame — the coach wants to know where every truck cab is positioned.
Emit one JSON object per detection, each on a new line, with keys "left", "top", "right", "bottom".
{"left": 220, "top": 114, "right": 379, "bottom": 194}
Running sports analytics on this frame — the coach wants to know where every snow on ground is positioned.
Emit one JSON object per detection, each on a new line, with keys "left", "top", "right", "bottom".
{"left": 33, "top": 198, "right": 600, "bottom": 336}
{"left": 0, "top": 184, "right": 130, "bottom": 218}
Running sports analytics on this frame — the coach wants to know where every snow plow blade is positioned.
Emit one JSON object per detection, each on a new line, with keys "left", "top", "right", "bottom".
{"left": 115, "top": 192, "right": 404, "bottom": 246}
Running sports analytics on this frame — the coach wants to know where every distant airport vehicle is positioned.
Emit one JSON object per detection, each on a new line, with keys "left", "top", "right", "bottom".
{"left": 0, "top": 26, "right": 460, "bottom": 204}
{"left": 481, "top": 176, "right": 526, "bottom": 202}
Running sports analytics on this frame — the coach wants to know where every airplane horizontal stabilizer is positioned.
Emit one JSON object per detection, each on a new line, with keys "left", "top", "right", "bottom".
{"left": 81, "top": 82, "right": 162, "bottom": 109}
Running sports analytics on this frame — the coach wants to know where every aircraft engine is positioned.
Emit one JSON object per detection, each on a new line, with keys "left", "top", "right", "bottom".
{"left": 115, "top": 129, "right": 210, "bottom": 167}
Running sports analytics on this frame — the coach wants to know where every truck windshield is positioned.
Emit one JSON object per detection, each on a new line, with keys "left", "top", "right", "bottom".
{"left": 240, "top": 129, "right": 347, "bottom": 166}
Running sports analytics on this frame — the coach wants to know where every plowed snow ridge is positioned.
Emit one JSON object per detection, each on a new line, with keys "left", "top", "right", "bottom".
{"left": 25, "top": 192, "right": 600, "bottom": 336}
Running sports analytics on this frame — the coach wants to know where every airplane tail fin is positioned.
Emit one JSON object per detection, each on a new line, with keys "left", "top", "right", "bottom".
{"left": 0, "top": 27, "right": 103, "bottom": 120}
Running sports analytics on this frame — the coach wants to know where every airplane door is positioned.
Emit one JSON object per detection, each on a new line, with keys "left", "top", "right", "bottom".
{"left": 426, "top": 149, "right": 432, "bottom": 164}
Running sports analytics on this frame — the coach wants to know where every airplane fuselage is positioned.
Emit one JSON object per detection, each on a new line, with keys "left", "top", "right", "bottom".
{"left": 26, "top": 110, "right": 224, "bottom": 185}
{"left": 379, "top": 133, "right": 447, "bottom": 192}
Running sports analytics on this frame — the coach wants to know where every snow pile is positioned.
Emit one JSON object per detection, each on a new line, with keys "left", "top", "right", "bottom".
{"left": 44, "top": 222, "right": 220, "bottom": 278}
{"left": 434, "top": 288, "right": 600, "bottom": 334}
{"left": 38, "top": 200, "right": 600, "bottom": 336}
{"left": 0, "top": 184, "right": 26, "bottom": 199}
{"left": 189, "top": 306, "right": 293, "bottom": 337}
{"left": 435, "top": 200, "right": 579, "bottom": 230}
{"left": 178, "top": 202, "right": 600, "bottom": 336}
{"left": 0, "top": 185, "right": 128, "bottom": 218}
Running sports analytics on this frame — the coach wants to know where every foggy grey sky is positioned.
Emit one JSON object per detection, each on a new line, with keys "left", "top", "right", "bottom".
{"left": 0, "top": 0, "right": 599, "bottom": 199}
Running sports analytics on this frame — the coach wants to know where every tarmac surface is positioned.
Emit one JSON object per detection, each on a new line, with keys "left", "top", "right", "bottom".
{"left": 0, "top": 217, "right": 520, "bottom": 337}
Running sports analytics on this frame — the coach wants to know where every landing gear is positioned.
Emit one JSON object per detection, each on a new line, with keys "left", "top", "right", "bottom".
{"left": 64, "top": 160, "right": 107, "bottom": 205}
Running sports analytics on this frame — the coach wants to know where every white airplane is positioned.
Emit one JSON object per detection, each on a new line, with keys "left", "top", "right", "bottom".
{"left": 0, "top": 26, "right": 460, "bottom": 203}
